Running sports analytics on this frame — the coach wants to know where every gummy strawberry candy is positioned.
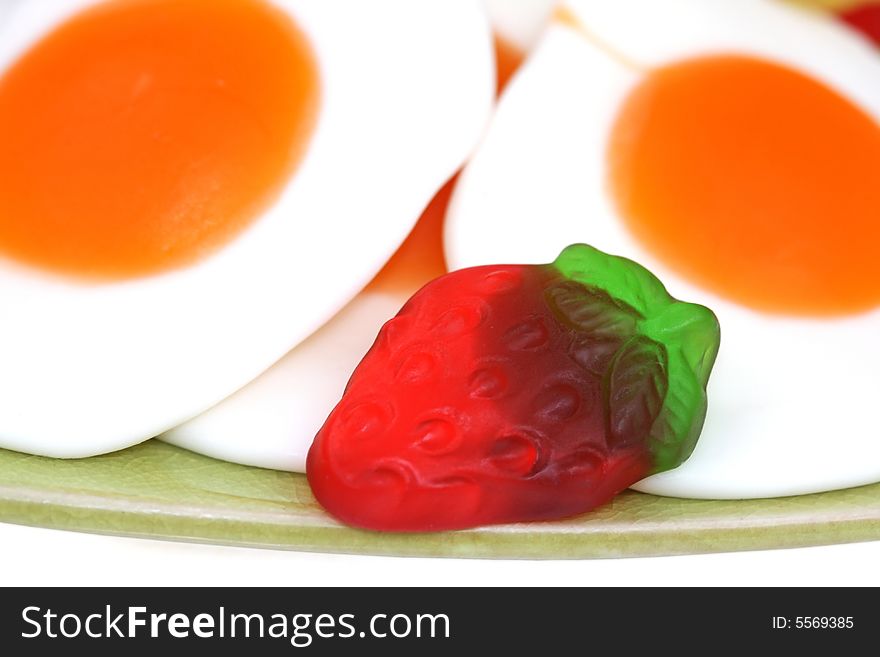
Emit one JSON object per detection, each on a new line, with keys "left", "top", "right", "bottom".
{"left": 307, "top": 244, "right": 720, "bottom": 531}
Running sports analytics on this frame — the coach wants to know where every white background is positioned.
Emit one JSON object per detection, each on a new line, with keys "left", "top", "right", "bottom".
{"left": 2, "top": 522, "right": 878, "bottom": 586}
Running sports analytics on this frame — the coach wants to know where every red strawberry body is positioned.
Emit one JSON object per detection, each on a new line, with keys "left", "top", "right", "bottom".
{"left": 307, "top": 245, "right": 719, "bottom": 532}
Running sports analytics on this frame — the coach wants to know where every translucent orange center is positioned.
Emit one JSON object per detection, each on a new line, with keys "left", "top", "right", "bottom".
{"left": 609, "top": 55, "right": 880, "bottom": 316}
{"left": 0, "top": 0, "right": 320, "bottom": 278}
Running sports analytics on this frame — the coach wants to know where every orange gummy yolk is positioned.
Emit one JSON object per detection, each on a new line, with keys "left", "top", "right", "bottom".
{"left": 0, "top": 0, "right": 319, "bottom": 278}
{"left": 609, "top": 55, "right": 880, "bottom": 316}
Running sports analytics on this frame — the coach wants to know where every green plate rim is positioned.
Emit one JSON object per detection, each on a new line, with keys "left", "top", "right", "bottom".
{"left": 1, "top": 440, "right": 878, "bottom": 559}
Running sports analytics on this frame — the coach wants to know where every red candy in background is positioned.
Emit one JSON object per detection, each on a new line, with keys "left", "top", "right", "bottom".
{"left": 839, "top": 2, "right": 880, "bottom": 45}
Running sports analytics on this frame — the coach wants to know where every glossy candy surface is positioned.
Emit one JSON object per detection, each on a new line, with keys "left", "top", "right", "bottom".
{"left": 307, "top": 245, "right": 719, "bottom": 531}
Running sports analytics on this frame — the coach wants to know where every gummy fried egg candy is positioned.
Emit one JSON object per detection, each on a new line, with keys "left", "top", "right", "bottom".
{"left": 0, "top": 0, "right": 493, "bottom": 457}
{"left": 446, "top": 0, "right": 880, "bottom": 498}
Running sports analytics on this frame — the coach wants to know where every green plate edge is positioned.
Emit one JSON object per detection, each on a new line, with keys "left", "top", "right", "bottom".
{"left": 1, "top": 440, "right": 878, "bottom": 559}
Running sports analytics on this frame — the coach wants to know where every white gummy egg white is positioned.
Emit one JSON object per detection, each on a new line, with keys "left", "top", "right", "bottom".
{"left": 0, "top": 2, "right": 20, "bottom": 23}
{"left": 0, "top": 0, "right": 494, "bottom": 458}
{"left": 163, "top": 0, "right": 564, "bottom": 471}
{"left": 446, "top": 0, "right": 880, "bottom": 498}
{"left": 164, "top": 292, "right": 404, "bottom": 471}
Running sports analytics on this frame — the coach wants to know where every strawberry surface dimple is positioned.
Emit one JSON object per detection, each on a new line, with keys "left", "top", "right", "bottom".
{"left": 339, "top": 400, "right": 392, "bottom": 438}
{"left": 568, "top": 334, "right": 625, "bottom": 376}
{"left": 486, "top": 431, "right": 546, "bottom": 477}
{"left": 307, "top": 244, "right": 720, "bottom": 531}
{"left": 433, "top": 300, "right": 487, "bottom": 338}
{"left": 411, "top": 417, "right": 462, "bottom": 455}
{"left": 533, "top": 382, "right": 582, "bottom": 422}
{"left": 394, "top": 351, "right": 438, "bottom": 384}
{"left": 467, "top": 364, "right": 509, "bottom": 399}
{"left": 503, "top": 317, "right": 551, "bottom": 351}
{"left": 478, "top": 268, "right": 523, "bottom": 294}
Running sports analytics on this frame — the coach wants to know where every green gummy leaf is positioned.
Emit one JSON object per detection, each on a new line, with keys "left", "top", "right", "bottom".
{"left": 552, "top": 243, "right": 720, "bottom": 473}
{"left": 545, "top": 279, "right": 639, "bottom": 339}
{"left": 606, "top": 336, "right": 668, "bottom": 451}
{"left": 553, "top": 243, "right": 670, "bottom": 317}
